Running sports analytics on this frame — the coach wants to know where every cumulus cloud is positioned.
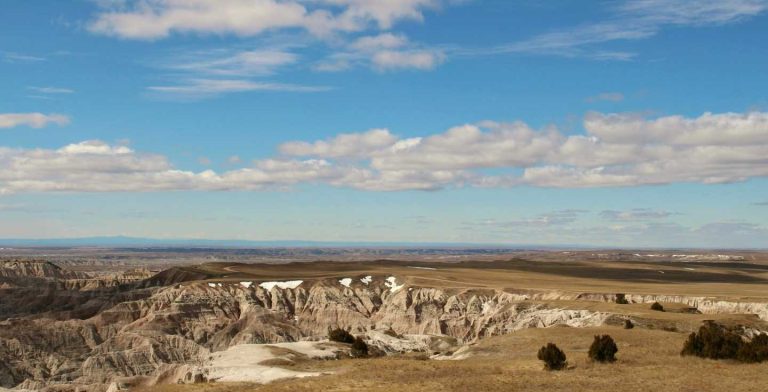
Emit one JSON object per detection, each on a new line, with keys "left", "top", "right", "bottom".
{"left": 88, "top": 0, "right": 443, "bottom": 39}
{"left": 276, "top": 110, "right": 768, "bottom": 189}
{"left": 0, "top": 113, "right": 70, "bottom": 129}
{"left": 584, "top": 111, "right": 768, "bottom": 145}
{"left": 0, "top": 140, "right": 347, "bottom": 194}
{"left": 371, "top": 49, "right": 444, "bottom": 70}
{"left": 0, "top": 140, "right": 460, "bottom": 194}
{"left": 371, "top": 122, "right": 562, "bottom": 171}
{"left": 279, "top": 128, "right": 398, "bottom": 159}
{"left": 315, "top": 32, "right": 445, "bottom": 72}
{"left": 3, "top": 110, "right": 768, "bottom": 193}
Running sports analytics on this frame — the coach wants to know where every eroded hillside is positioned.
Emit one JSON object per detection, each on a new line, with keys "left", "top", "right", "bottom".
{"left": 1, "top": 256, "right": 768, "bottom": 391}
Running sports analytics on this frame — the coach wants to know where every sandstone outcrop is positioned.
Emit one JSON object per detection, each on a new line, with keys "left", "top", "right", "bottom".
{"left": 1, "top": 264, "right": 767, "bottom": 391}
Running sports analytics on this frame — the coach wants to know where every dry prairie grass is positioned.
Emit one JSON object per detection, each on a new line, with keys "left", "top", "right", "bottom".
{"left": 141, "top": 326, "right": 768, "bottom": 392}
{"left": 193, "top": 258, "right": 768, "bottom": 300}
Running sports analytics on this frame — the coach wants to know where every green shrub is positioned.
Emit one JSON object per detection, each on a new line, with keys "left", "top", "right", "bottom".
{"left": 624, "top": 319, "right": 634, "bottom": 329}
{"left": 681, "top": 322, "right": 740, "bottom": 359}
{"left": 537, "top": 343, "right": 567, "bottom": 370}
{"left": 328, "top": 327, "right": 355, "bottom": 344}
{"left": 350, "top": 337, "right": 369, "bottom": 358}
{"left": 650, "top": 302, "right": 665, "bottom": 312}
{"left": 588, "top": 335, "right": 618, "bottom": 363}
{"left": 737, "top": 333, "right": 768, "bottom": 363}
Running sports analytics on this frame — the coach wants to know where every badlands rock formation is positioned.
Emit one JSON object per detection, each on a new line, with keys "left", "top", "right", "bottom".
{"left": 1, "top": 260, "right": 767, "bottom": 391}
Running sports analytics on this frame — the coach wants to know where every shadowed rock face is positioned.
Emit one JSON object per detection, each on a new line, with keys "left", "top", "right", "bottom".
{"left": 1, "top": 263, "right": 767, "bottom": 391}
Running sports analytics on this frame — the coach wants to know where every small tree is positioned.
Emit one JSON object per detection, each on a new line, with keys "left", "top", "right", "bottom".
{"left": 624, "top": 319, "right": 634, "bottom": 329}
{"left": 681, "top": 322, "right": 742, "bottom": 360}
{"left": 589, "top": 335, "right": 618, "bottom": 363}
{"left": 650, "top": 302, "right": 665, "bottom": 312}
{"left": 737, "top": 333, "right": 768, "bottom": 363}
{"left": 350, "top": 337, "right": 369, "bottom": 358}
{"left": 537, "top": 343, "right": 567, "bottom": 370}
{"left": 328, "top": 327, "right": 355, "bottom": 344}
{"left": 615, "top": 294, "right": 629, "bottom": 305}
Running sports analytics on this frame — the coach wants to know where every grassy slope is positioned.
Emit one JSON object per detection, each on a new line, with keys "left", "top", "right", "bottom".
{"left": 139, "top": 256, "right": 768, "bottom": 391}
{"left": 142, "top": 326, "right": 768, "bottom": 392}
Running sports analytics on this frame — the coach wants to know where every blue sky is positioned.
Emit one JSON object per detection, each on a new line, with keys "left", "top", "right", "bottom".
{"left": 1, "top": 0, "right": 768, "bottom": 247}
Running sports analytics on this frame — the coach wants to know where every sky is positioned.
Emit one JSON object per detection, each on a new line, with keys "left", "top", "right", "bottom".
{"left": 1, "top": 0, "right": 768, "bottom": 248}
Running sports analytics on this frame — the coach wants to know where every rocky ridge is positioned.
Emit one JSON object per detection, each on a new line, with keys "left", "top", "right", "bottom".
{"left": 1, "top": 261, "right": 767, "bottom": 391}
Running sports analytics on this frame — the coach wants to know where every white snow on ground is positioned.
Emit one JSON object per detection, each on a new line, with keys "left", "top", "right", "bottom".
{"left": 338, "top": 278, "right": 352, "bottom": 287}
{"left": 360, "top": 275, "right": 372, "bottom": 285}
{"left": 259, "top": 280, "right": 303, "bottom": 290}
{"left": 205, "top": 342, "right": 338, "bottom": 384}
{"left": 240, "top": 281, "right": 253, "bottom": 288}
{"left": 207, "top": 283, "right": 217, "bottom": 288}
{"left": 385, "top": 276, "right": 404, "bottom": 293}
{"left": 408, "top": 266, "right": 437, "bottom": 270}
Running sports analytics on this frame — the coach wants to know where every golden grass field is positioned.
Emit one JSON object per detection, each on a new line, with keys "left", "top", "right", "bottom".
{"left": 141, "top": 253, "right": 768, "bottom": 391}
{"left": 141, "top": 326, "right": 768, "bottom": 392}
{"left": 184, "top": 253, "right": 768, "bottom": 299}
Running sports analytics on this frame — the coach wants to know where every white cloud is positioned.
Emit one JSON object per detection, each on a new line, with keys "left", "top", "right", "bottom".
{"left": 3, "top": 110, "right": 768, "bottom": 193}
{"left": 2, "top": 52, "right": 46, "bottom": 63}
{"left": 584, "top": 111, "right": 768, "bottom": 145}
{"left": 477, "top": 0, "right": 768, "bottom": 59}
{"left": 0, "top": 113, "right": 70, "bottom": 129}
{"left": 168, "top": 49, "right": 298, "bottom": 76}
{"left": 464, "top": 209, "right": 587, "bottom": 229}
{"left": 600, "top": 208, "right": 676, "bottom": 221}
{"left": 316, "top": 33, "right": 445, "bottom": 72}
{"left": 28, "top": 87, "right": 75, "bottom": 94}
{"left": 89, "top": 0, "right": 312, "bottom": 39}
{"left": 88, "top": 0, "right": 444, "bottom": 39}
{"left": 147, "top": 78, "right": 331, "bottom": 99}
{"left": 0, "top": 140, "right": 353, "bottom": 194}
{"left": 314, "top": 0, "right": 439, "bottom": 30}
{"left": 275, "top": 110, "right": 768, "bottom": 189}
{"left": 279, "top": 128, "right": 398, "bottom": 158}
{"left": 349, "top": 33, "right": 409, "bottom": 51}
{"left": 371, "top": 49, "right": 444, "bottom": 70}
{"left": 370, "top": 122, "right": 562, "bottom": 171}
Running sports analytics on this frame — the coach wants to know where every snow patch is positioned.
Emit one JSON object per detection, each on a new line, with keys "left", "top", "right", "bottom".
{"left": 207, "top": 283, "right": 217, "bottom": 288}
{"left": 240, "top": 281, "right": 253, "bottom": 288}
{"left": 360, "top": 276, "right": 372, "bottom": 285}
{"left": 408, "top": 266, "right": 437, "bottom": 270}
{"left": 205, "top": 342, "right": 337, "bottom": 384}
{"left": 385, "top": 276, "right": 404, "bottom": 293}
{"left": 338, "top": 278, "right": 352, "bottom": 288}
{"left": 259, "top": 280, "right": 303, "bottom": 290}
